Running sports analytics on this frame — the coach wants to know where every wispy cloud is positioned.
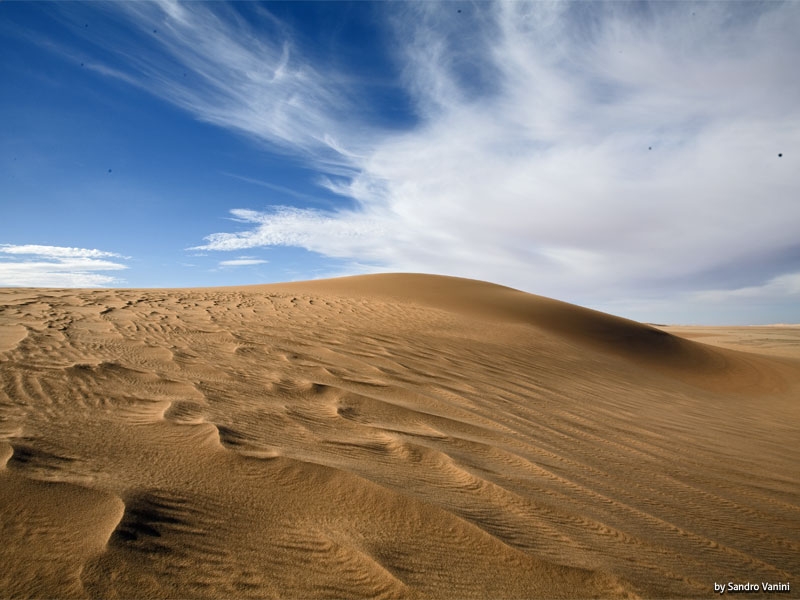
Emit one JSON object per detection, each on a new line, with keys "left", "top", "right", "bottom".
{"left": 77, "top": 1, "right": 366, "bottom": 173}
{"left": 0, "top": 245, "right": 128, "bottom": 287}
{"left": 195, "top": 207, "right": 386, "bottom": 259}
{"left": 692, "top": 272, "right": 800, "bottom": 303}
{"left": 0, "top": 245, "right": 125, "bottom": 259}
{"left": 218, "top": 256, "right": 268, "bottom": 267}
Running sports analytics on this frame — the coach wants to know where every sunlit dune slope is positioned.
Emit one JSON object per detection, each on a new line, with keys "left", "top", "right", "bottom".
{"left": 277, "top": 274, "right": 795, "bottom": 393}
{"left": 1, "top": 273, "right": 798, "bottom": 599}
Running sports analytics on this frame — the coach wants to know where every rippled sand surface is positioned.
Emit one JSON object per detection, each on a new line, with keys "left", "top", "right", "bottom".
{"left": 1, "top": 274, "right": 798, "bottom": 598}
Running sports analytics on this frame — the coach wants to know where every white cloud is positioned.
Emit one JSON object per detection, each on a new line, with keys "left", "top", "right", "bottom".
{"left": 218, "top": 257, "right": 268, "bottom": 267}
{"left": 195, "top": 207, "right": 387, "bottom": 258}
{"left": 0, "top": 245, "right": 128, "bottom": 287}
{"left": 0, "top": 245, "right": 125, "bottom": 259}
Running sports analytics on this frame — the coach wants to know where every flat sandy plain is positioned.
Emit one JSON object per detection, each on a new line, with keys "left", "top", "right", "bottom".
{"left": 0, "top": 274, "right": 797, "bottom": 599}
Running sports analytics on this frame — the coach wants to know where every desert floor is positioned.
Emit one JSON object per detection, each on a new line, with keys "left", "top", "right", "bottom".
{"left": 1, "top": 274, "right": 798, "bottom": 599}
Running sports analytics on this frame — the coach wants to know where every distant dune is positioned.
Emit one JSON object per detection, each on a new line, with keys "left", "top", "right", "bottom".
{"left": 1, "top": 274, "right": 798, "bottom": 598}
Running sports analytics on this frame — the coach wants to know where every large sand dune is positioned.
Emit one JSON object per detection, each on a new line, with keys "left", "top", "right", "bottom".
{"left": 1, "top": 273, "right": 797, "bottom": 598}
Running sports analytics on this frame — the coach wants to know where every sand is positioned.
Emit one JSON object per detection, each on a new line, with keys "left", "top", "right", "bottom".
{"left": 0, "top": 273, "right": 797, "bottom": 599}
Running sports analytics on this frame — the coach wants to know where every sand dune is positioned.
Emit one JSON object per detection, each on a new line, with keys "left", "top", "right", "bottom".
{"left": 0, "top": 274, "right": 797, "bottom": 598}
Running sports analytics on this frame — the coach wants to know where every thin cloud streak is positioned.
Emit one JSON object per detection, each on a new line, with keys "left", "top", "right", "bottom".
{"left": 195, "top": 207, "right": 387, "bottom": 259}
{"left": 219, "top": 257, "right": 268, "bottom": 267}
{"left": 219, "top": 172, "right": 332, "bottom": 206}
{"left": 98, "top": 1, "right": 365, "bottom": 172}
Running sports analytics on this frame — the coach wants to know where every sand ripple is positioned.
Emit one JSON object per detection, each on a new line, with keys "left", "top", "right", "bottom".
{"left": 0, "top": 274, "right": 797, "bottom": 598}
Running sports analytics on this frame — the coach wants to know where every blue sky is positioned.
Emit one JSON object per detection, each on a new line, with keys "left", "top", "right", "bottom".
{"left": 1, "top": 1, "right": 799, "bottom": 324}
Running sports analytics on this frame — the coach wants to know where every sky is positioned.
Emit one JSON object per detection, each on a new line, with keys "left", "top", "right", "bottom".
{"left": 1, "top": 1, "right": 799, "bottom": 325}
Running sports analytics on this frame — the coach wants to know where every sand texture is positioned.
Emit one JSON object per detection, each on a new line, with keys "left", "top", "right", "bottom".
{"left": 0, "top": 273, "right": 798, "bottom": 599}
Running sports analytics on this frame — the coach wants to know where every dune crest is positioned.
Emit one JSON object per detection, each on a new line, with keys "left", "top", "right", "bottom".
{"left": 1, "top": 274, "right": 797, "bottom": 598}
{"left": 267, "top": 274, "right": 796, "bottom": 393}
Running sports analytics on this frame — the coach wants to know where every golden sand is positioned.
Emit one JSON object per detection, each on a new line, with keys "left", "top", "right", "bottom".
{"left": 1, "top": 274, "right": 797, "bottom": 598}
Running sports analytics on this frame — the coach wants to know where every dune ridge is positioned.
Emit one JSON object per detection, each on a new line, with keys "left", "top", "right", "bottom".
{"left": 0, "top": 273, "right": 798, "bottom": 598}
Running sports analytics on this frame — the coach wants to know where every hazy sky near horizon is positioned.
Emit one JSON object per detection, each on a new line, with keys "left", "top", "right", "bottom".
{"left": 2, "top": 1, "right": 799, "bottom": 324}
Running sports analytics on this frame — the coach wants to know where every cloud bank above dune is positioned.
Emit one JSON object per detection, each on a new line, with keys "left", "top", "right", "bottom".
{"left": 18, "top": 1, "right": 800, "bottom": 320}
{"left": 176, "top": 3, "right": 798, "bottom": 318}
